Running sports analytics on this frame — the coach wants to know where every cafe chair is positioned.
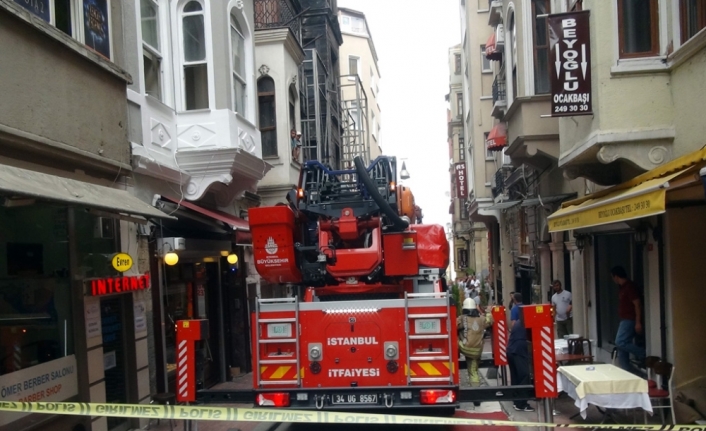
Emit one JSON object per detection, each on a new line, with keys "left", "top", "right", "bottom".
{"left": 149, "top": 392, "right": 176, "bottom": 431}
{"left": 567, "top": 337, "right": 593, "bottom": 364}
{"left": 646, "top": 361, "right": 675, "bottom": 425}
{"left": 644, "top": 356, "right": 661, "bottom": 389}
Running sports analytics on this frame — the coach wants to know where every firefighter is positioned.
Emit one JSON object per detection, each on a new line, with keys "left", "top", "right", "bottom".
{"left": 457, "top": 297, "right": 493, "bottom": 390}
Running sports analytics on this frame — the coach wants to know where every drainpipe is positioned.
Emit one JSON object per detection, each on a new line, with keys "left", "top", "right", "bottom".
{"left": 657, "top": 218, "right": 667, "bottom": 360}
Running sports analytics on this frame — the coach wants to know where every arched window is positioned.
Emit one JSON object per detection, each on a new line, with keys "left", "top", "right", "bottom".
{"left": 231, "top": 14, "right": 247, "bottom": 116}
{"left": 180, "top": 0, "right": 209, "bottom": 110}
{"left": 258, "top": 77, "right": 277, "bottom": 157}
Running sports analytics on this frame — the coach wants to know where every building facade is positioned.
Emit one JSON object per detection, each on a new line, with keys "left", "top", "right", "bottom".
{"left": 466, "top": 0, "right": 706, "bottom": 395}
{"left": 338, "top": 7, "right": 382, "bottom": 164}
{"left": 118, "top": 0, "right": 284, "bottom": 421}
{"left": 253, "top": 0, "right": 306, "bottom": 207}
{"left": 0, "top": 1, "right": 174, "bottom": 431}
{"left": 447, "top": 44, "right": 489, "bottom": 280}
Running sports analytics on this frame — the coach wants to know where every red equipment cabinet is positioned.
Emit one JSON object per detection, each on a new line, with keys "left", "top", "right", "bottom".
{"left": 521, "top": 304, "right": 558, "bottom": 398}
{"left": 176, "top": 319, "right": 209, "bottom": 403}
{"left": 250, "top": 206, "right": 302, "bottom": 284}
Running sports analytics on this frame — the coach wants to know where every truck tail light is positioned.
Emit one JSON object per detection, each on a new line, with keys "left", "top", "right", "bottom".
{"left": 420, "top": 390, "right": 456, "bottom": 405}
{"left": 257, "top": 393, "right": 290, "bottom": 407}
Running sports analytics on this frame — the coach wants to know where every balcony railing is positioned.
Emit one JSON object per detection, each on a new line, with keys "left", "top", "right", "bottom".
{"left": 254, "top": 0, "right": 301, "bottom": 42}
{"left": 492, "top": 76, "right": 506, "bottom": 106}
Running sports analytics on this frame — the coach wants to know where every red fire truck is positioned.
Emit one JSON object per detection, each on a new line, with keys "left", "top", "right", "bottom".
{"left": 248, "top": 156, "right": 458, "bottom": 411}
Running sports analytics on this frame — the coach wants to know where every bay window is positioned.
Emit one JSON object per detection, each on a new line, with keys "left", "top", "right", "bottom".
{"left": 617, "top": 0, "right": 659, "bottom": 58}
{"left": 141, "top": 0, "right": 162, "bottom": 101}
{"left": 231, "top": 15, "right": 247, "bottom": 116}
{"left": 532, "top": 0, "right": 550, "bottom": 94}
{"left": 258, "top": 77, "right": 277, "bottom": 157}
{"left": 680, "top": 0, "right": 706, "bottom": 43}
{"left": 181, "top": 0, "right": 208, "bottom": 110}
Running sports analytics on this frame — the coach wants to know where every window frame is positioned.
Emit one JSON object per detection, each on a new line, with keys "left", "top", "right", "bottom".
{"left": 617, "top": 0, "right": 660, "bottom": 59}
{"left": 230, "top": 13, "right": 248, "bottom": 116}
{"left": 484, "top": 132, "right": 494, "bottom": 160}
{"left": 680, "top": 0, "right": 706, "bottom": 44}
{"left": 458, "top": 130, "right": 465, "bottom": 161}
{"left": 456, "top": 92, "right": 463, "bottom": 119}
{"left": 177, "top": 0, "right": 211, "bottom": 111}
{"left": 531, "top": 0, "right": 551, "bottom": 95}
{"left": 480, "top": 45, "right": 492, "bottom": 73}
{"left": 348, "top": 55, "right": 361, "bottom": 81}
{"left": 454, "top": 53, "right": 462, "bottom": 74}
{"left": 257, "top": 76, "right": 277, "bottom": 158}
{"left": 141, "top": 0, "right": 164, "bottom": 101}
{"left": 371, "top": 111, "right": 377, "bottom": 138}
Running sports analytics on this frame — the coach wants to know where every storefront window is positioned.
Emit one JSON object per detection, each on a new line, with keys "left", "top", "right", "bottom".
{"left": 0, "top": 204, "right": 73, "bottom": 376}
{"left": 75, "top": 210, "right": 120, "bottom": 279}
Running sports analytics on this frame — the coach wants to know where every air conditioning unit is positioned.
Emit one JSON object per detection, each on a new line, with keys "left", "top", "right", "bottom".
{"left": 160, "top": 237, "right": 186, "bottom": 254}
{"left": 94, "top": 217, "right": 114, "bottom": 239}
{"left": 495, "top": 24, "right": 505, "bottom": 53}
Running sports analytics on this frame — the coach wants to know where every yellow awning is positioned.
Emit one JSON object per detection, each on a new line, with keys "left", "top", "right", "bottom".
{"left": 547, "top": 170, "right": 687, "bottom": 232}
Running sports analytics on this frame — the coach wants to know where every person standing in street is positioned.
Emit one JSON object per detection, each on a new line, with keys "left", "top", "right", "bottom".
{"left": 611, "top": 266, "right": 646, "bottom": 372}
{"left": 508, "top": 292, "right": 534, "bottom": 412}
{"left": 457, "top": 298, "right": 492, "bottom": 398}
{"left": 551, "top": 280, "right": 573, "bottom": 338}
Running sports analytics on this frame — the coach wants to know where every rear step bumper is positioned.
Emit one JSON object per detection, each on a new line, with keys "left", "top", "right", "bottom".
{"left": 254, "top": 386, "right": 459, "bottom": 410}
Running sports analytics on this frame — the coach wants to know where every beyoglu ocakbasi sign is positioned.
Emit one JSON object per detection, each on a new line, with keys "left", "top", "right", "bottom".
{"left": 548, "top": 10, "right": 592, "bottom": 117}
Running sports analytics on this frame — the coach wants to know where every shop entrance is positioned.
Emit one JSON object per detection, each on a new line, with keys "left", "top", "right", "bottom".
{"left": 594, "top": 233, "right": 644, "bottom": 354}
{"left": 101, "top": 296, "right": 129, "bottom": 431}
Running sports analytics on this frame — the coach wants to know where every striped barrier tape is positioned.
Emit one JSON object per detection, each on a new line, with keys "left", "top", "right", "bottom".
{"left": 0, "top": 401, "right": 702, "bottom": 429}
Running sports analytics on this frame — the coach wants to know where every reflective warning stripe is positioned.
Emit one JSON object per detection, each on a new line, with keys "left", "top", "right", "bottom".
{"left": 0, "top": 401, "right": 698, "bottom": 429}
{"left": 259, "top": 365, "right": 298, "bottom": 381}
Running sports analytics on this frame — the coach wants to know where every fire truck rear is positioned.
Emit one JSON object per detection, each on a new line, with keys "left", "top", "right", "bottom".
{"left": 248, "top": 156, "right": 457, "bottom": 411}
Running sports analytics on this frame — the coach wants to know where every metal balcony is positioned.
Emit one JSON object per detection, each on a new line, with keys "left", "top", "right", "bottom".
{"left": 488, "top": 0, "right": 503, "bottom": 26}
{"left": 491, "top": 76, "right": 507, "bottom": 119}
{"left": 254, "top": 0, "right": 302, "bottom": 42}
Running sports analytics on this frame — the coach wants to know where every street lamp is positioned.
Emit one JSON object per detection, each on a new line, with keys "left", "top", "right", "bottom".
{"left": 400, "top": 161, "right": 410, "bottom": 180}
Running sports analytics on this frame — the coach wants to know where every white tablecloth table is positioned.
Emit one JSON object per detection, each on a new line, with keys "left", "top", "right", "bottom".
{"left": 557, "top": 364, "right": 653, "bottom": 420}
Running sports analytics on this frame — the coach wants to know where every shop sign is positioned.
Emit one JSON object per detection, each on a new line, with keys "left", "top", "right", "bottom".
{"left": 85, "top": 299, "right": 102, "bottom": 339}
{"left": 0, "top": 355, "right": 78, "bottom": 426}
{"left": 454, "top": 162, "right": 468, "bottom": 199}
{"left": 548, "top": 10, "right": 592, "bottom": 117}
{"left": 13, "top": 0, "right": 50, "bottom": 22}
{"left": 90, "top": 273, "right": 151, "bottom": 296}
{"left": 134, "top": 301, "right": 147, "bottom": 333}
{"left": 111, "top": 253, "right": 133, "bottom": 272}
{"left": 83, "top": 0, "right": 111, "bottom": 59}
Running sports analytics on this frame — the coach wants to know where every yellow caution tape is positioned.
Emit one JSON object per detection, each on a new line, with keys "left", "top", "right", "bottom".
{"left": 0, "top": 401, "right": 700, "bottom": 429}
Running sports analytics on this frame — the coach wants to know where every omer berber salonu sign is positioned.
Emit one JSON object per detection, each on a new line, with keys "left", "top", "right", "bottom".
{"left": 548, "top": 10, "right": 592, "bottom": 117}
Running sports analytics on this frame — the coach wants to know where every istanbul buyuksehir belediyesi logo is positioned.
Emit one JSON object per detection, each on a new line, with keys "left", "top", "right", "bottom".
{"left": 265, "top": 237, "right": 278, "bottom": 255}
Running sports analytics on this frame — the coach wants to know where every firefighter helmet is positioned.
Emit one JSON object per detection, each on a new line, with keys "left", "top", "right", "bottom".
{"left": 462, "top": 297, "right": 476, "bottom": 310}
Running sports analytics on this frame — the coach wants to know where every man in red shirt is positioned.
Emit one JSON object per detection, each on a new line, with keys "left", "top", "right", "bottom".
{"left": 611, "top": 266, "right": 645, "bottom": 372}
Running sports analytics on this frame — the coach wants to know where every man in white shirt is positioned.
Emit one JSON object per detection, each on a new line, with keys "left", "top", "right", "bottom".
{"left": 551, "top": 280, "right": 573, "bottom": 338}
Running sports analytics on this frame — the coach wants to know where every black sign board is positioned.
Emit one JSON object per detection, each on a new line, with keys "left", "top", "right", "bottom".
{"left": 548, "top": 11, "right": 592, "bottom": 117}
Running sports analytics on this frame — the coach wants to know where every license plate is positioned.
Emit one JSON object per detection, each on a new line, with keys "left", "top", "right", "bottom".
{"left": 331, "top": 393, "right": 378, "bottom": 405}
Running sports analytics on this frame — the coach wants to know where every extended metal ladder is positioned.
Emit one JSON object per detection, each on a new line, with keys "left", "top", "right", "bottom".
{"left": 255, "top": 296, "right": 301, "bottom": 387}
{"left": 404, "top": 292, "right": 455, "bottom": 386}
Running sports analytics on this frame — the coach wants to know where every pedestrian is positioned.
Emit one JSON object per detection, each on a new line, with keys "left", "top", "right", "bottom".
{"left": 508, "top": 292, "right": 534, "bottom": 412}
{"left": 457, "top": 297, "right": 492, "bottom": 395}
{"left": 551, "top": 280, "right": 573, "bottom": 339}
{"left": 290, "top": 129, "right": 302, "bottom": 162}
{"left": 610, "top": 266, "right": 646, "bottom": 373}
